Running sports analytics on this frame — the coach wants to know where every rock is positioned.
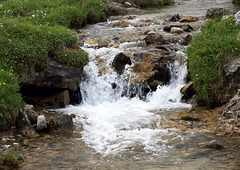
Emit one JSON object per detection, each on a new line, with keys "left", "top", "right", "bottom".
{"left": 112, "top": 52, "right": 132, "bottom": 74}
{"left": 203, "top": 140, "right": 225, "bottom": 150}
{"left": 18, "top": 109, "right": 39, "bottom": 138}
{"left": 215, "top": 91, "right": 240, "bottom": 135}
{"left": 144, "top": 31, "right": 166, "bottom": 45}
{"left": 122, "top": 15, "right": 137, "bottom": 20}
{"left": 123, "top": 2, "right": 133, "bottom": 8}
{"left": 105, "top": 2, "right": 127, "bottom": 16}
{"left": 20, "top": 58, "right": 80, "bottom": 108}
{"left": 235, "top": 11, "right": 240, "bottom": 25}
{"left": 170, "top": 27, "right": 184, "bottom": 34}
{"left": 180, "top": 81, "right": 196, "bottom": 100}
{"left": 49, "top": 114, "right": 73, "bottom": 134}
{"left": 113, "top": 20, "right": 129, "bottom": 28}
{"left": 224, "top": 58, "right": 240, "bottom": 76}
{"left": 182, "top": 34, "right": 193, "bottom": 45}
{"left": 179, "top": 16, "right": 198, "bottom": 22}
{"left": 206, "top": 7, "right": 229, "bottom": 19}
{"left": 169, "top": 14, "right": 181, "bottom": 22}
{"left": 24, "top": 104, "right": 39, "bottom": 125}
{"left": 131, "top": 52, "right": 172, "bottom": 90}
{"left": 163, "top": 24, "right": 193, "bottom": 32}
{"left": 36, "top": 115, "right": 48, "bottom": 131}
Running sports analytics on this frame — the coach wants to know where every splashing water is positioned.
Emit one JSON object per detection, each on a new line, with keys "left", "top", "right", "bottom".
{"left": 58, "top": 42, "right": 191, "bottom": 155}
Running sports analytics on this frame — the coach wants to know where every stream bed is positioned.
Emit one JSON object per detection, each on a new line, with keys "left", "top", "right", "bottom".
{"left": 1, "top": 0, "right": 240, "bottom": 169}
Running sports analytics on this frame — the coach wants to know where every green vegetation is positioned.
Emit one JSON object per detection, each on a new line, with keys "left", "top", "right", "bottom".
{"left": 0, "top": 0, "right": 106, "bottom": 29}
{"left": 0, "top": 151, "right": 21, "bottom": 169}
{"left": 186, "top": 16, "right": 240, "bottom": 107}
{"left": 0, "top": 19, "right": 88, "bottom": 72}
{"left": 113, "top": 0, "right": 173, "bottom": 7}
{"left": 0, "top": 66, "right": 24, "bottom": 129}
{"left": 233, "top": 0, "right": 240, "bottom": 5}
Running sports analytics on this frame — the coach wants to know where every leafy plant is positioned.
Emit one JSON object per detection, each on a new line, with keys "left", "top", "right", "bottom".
{"left": 0, "top": 66, "right": 24, "bottom": 128}
{"left": 186, "top": 16, "right": 240, "bottom": 107}
{"left": 0, "top": 151, "right": 21, "bottom": 169}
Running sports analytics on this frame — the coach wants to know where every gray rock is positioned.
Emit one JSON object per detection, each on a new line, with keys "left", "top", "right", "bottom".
{"left": 169, "top": 14, "right": 181, "bottom": 22}
{"left": 182, "top": 34, "right": 193, "bottom": 45}
{"left": 203, "top": 140, "right": 225, "bottom": 150}
{"left": 224, "top": 58, "right": 240, "bottom": 76}
{"left": 144, "top": 32, "right": 166, "bottom": 45}
{"left": 206, "top": 7, "right": 229, "bottom": 18}
{"left": 18, "top": 109, "right": 39, "bottom": 138}
{"left": 24, "top": 104, "right": 39, "bottom": 125}
{"left": 105, "top": 2, "right": 127, "bottom": 16}
{"left": 36, "top": 115, "right": 48, "bottom": 131}
{"left": 49, "top": 114, "right": 73, "bottom": 134}
{"left": 170, "top": 27, "right": 184, "bottom": 34}
{"left": 123, "top": 2, "right": 132, "bottom": 8}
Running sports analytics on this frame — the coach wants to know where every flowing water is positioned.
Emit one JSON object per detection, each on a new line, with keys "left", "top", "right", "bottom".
{"left": 2, "top": 0, "right": 240, "bottom": 169}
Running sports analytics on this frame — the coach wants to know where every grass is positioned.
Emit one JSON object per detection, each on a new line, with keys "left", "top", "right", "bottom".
{"left": 0, "top": 151, "right": 21, "bottom": 169}
{"left": 186, "top": 16, "right": 240, "bottom": 107}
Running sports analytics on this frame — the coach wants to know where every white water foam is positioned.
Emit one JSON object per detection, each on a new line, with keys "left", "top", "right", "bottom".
{"left": 58, "top": 45, "right": 191, "bottom": 155}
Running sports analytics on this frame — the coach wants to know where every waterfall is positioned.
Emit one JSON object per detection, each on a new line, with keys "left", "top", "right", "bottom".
{"left": 58, "top": 42, "right": 191, "bottom": 155}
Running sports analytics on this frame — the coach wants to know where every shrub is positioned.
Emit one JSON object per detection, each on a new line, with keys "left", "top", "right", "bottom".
{"left": 186, "top": 16, "right": 240, "bottom": 107}
{"left": 0, "top": 66, "right": 24, "bottom": 129}
{"left": 232, "top": 0, "right": 240, "bottom": 5}
{"left": 0, "top": 151, "right": 21, "bottom": 169}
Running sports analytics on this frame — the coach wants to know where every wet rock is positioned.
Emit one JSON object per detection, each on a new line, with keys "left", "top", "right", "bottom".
{"left": 113, "top": 20, "right": 129, "bottom": 28}
{"left": 131, "top": 52, "right": 172, "bottom": 90}
{"left": 24, "top": 104, "right": 39, "bottom": 125}
{"left": 49, "top": 114, "right": 73, "bottom": 134}
{"left": 206, "top": 7, "right": 229, "bottom": 19}
{"left": 18, "top": 109, "right": 39, "bottom": 138}
{"left": 105, "top": 2, "right": 127, "bottom": 16}
{"left": 179, "top": 16, "right": 198, "bottom": 22}
{"left": 235, "top": 11, "right": 240, "bottom": 25}
{"left": 144, "top": 31, "right": 166, "bottom": 45}
{"left": 169, "top": 14, "right": 181, "bottom": 22}
{"left": 224, "top": 58, "right": 240, "bottom": 76}
{"left": 203, "top": 140, "right": 225, "bottom": 150}
{"left": 122, "top": 15, "right": 137, "bottom": 20}
{"left": 36, "top": 115, "right": 48, "bottom": 131}
{"left": 182, "top": 34, "right": 193, "bottom": 45}
{"left": 180, "top": 81, "right": 196, "bottom": 103}
{"left": 112, "top": 52, "right": 132, "bottom": 74}
{"left": 170, "top": 27, "right": 184, "bottom": 34}
{"left": 163, "top": 24, "right": 193, "bottom": 32}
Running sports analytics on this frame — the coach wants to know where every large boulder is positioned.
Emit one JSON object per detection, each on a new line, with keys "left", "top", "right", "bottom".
{"left": 215, "top": 91, "right": 240, "bottom": 135}
{"left": 18, "top": 106, "right": 39, "bottom": 138}
{"left": 112, "top": 52, "right": 132, "bottom": 74}
{"left": 36, "top": 115, "right": 48, "bottom": 131}
{"left": 24, "top": 104, "right": 39, "bottom": 125}
{"left": 144, "top": 31, "right": 166, "bottom": 45}
{"left": 49, "top": 114, "right": 74, "bottom": 134}
{"left": 130, "top": 51, "right": 172, "bottom": 90}
{"left": 206, "top": 7, "right": 229, "bottom": 19}
{"left": 105, "top": 2, "right": 128, "bottom": 16}
{"left": 20, "top": 59, "right": 82, "bottom": 108}
{"left": 163, "top": 24, "right": 193, "bottom": 32}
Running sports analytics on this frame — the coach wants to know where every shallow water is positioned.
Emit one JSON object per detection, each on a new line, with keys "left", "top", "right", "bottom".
{"left": 2, "top": 0, "right": 240, "bottom": 169}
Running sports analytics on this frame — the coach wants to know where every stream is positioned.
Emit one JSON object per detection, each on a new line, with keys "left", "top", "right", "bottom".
{"left": 2, "top": 0, "right": 240, "bottom": 169}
